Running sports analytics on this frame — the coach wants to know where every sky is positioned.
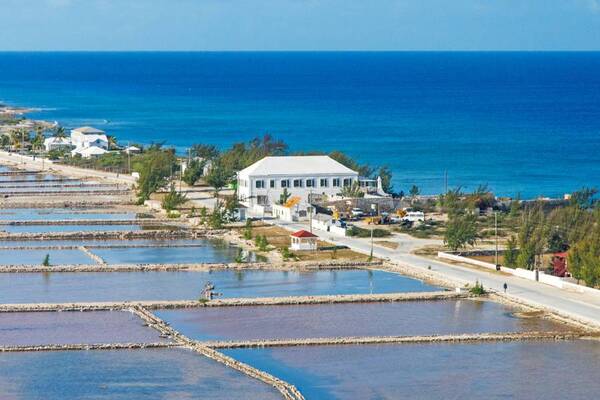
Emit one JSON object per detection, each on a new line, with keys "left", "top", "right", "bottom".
{"left": 0, "top": 0, "right": 599, "bottom": 51}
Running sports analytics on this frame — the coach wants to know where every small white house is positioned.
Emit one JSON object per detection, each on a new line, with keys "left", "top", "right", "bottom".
{"left": 70, "top": 126, "right": 109, "bottom": 150}
{"left": 124, "top": 145, "right": 141, "bottom": 154}
{"left": 237, "top": 156, "right": 359, "bottom": 213}
{"left": 290, "top": 230, "right": 318, "bottom": 251}
{"left": 44, "top": 137, "right": 72, "bottom": 152}
{"left": 71, "top": 146, "right": 107, "bottom": 158}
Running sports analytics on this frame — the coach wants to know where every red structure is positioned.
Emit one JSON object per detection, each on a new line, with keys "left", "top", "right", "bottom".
{"left": 552, "top": 252, "right": 568, "bottom": 277}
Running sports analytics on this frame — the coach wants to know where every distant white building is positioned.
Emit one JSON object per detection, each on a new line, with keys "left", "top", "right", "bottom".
{"left": 237, "top": 155, "right": 359, "bottom": 212}
{"left": 71, "top": 146, "right": 107, "bottom": 158}
{"left": 70, "top": 126, "right": 109, "bottom": 150}
{"left": 44, "top": 137, "right": 72, "bottom": 152}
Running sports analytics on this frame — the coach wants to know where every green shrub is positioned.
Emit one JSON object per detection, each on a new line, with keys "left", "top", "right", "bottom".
{"left": 469, "top": 280, "right": 486, "bottom": 295}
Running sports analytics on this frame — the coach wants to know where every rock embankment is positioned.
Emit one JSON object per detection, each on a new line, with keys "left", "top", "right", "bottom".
{"left": 0, "top": 292, "right": 468, "bottom": 312}
{"left": 0, "top": 259, "right": 382, "bottom": 273}
{"left": 0, "top": 342, "right": 175, "bottom": 352}
{"left": 0, "top": 229, "right": 204, "bottom": 241}
{"left": 131, "top": 306, "right": 305, "bottom": 400}
{"left": 204, "top": 331, "right": 592, "bottom": 349}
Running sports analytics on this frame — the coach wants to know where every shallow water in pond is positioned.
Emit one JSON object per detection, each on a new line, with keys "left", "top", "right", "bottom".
{"left": 0, "top": 311, "right": 165, "bottom": 346}
{"left": 0, "top": 348, "right": 281, "bottom": 399}
{"left": 1, "top": 224, "right": 144, "bottom": 233}
{"left": 92, "top": 244, "right": 243, "bottom": 264}
{"left": 0, "top": 248, "right": 93, "bottom": 265}
{"left": 156, "top": 299, "right": 568, "bottom": 341}
{"left": 225, "top": 340, "right": 600, "bottom": 400}
{"left": 0, "top": 208, "right": 136, "bottom": 221}
{"left": 0, "top": 269, "right": 438, "bottom": 303}
{"left": 0, "top": 185, "right": 121, "bottom": 193}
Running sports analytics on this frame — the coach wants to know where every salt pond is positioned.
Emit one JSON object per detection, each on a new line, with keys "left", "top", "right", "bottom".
{"left": 0, "top": 224, "right": 145, "bottom": 233}
{"left": 0, "top": 311, "right": 165, "bottom": 346}
{"left": 225, "top": 340, "right": 600, "bottom": 399}
{"left": 0, "top": 248, "right": 93, "bottom": 266}
{"left": 0, "top": 269, "right": 437, "bottom": 304}
{"left": 156, "top": 299, "right": 568, "bottom": 341}
{"left": 0, "top": 208, "right": 136, "bottom": 221}
{"left": 0, "top": 348, "right": 281, "bottom": 399}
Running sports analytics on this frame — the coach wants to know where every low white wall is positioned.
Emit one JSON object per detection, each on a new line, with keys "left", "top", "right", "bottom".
{"left": 437, "top": 251, "right": 600, "bottom": 296}
{"left": 330, "top": 225, "right": 347, "bottom": 237}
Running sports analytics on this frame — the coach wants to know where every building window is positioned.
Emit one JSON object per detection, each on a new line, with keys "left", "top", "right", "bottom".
{"left": 306, "top": 179, "right": 315, "bottom": 188}
{"left": 343, "top": 178, "right": 353, "bottom": 187}
{"left": 320, "top": 178, "right": 328, "bottom": 187}
{"left": 281, "top": 179, "right": 290, "bottom": 188}
{"left": 293, "top": 179, "right": 303, "bottom": 188}
{"left": 332, "top": 178, "right": 340, "bottom": 187}
{"left": 270, "top": 180, "right": 276, "bottom": 188}
{"left": 255, "top": 180, "right": 265, "bottom": 189}
{"left": 257, "top": 195, "right": 268, "bottom": 205}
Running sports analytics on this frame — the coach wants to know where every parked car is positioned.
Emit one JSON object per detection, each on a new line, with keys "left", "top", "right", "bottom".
{"left": 351, "top": 208, "right": 364, "bottom": 218}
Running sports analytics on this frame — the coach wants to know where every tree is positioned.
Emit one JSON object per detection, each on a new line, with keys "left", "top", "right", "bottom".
{"left": 570, "top": 187, "right": 598, "bottom": 210}
{"left": 191, "top": 144, "right": 220, "bottom": 160}
{"left": 340, "top": 181, "right": 364, "bottom": 198}
{"left": 409, "top": 185, "right": 420, "bottom": 199}
{"left": 378, "top": 165, "right": 393, "bottom": 193}
{"left": 204, "top": 159, "right": 234, "bottom": 203}
{"left": 504, "top": 235, "right": 518, "bottom": 268}
{"left": 568, "top": 234, "right": 600, "bottom": 287}
{"left": 133, "top": 145, "right": 177, "bottom": 202}
{"left": 182, "top": 159, "right": 205, "bottom": 186}
{"left": 161, "top": 184, "right": 187, "bottom": 211}
{"left": 278, "top": 188, "right": 291, "bottom": 205}
{"left": 53, "top": 126, "right": 67, "bottom": 138}
{"left": 329, "top": 150, "right": 372, "bottom": 177}
{"left": 444, "top": 212, "right": 477, "bottom": 252}
{"left": 32, "top": 126, "right": 45, "bottom": 151}
{"left": 516, "top": 203, "right": 546, "bottom": 270}
{"left": 107, "top": 135, "right": 118, "bottom": 150}
{"left": 243, "top": 219, "right": 253, "bottom": 240}
{"left": 509, "top": 193, "right": 521, "bottom": 217}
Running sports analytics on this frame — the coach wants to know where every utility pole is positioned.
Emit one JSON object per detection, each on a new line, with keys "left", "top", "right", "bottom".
{"left": 370, "top": 225, "right": 374, "bottom": 261}
{"left": 127, "top": 141, "right": 131, "bottom": 174}
{"left": 495, "top": 211, "right": 499, "bottom": 270}
{"left": 308, "top": 189, "right": 313, "bottom": 233}
{"left": 444, "top": 170, "right": 448, "bottom": 194}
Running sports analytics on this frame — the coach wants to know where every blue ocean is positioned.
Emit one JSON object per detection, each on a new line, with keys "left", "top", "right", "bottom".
{"left": 1, "top": 52, "right": 599, "bottom": 198}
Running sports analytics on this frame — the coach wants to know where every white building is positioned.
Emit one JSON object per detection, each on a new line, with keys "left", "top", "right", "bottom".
{"left": 44, "top": 137, "right": 72, "bottom": 152}
{"left": 71, "top": 146, "right": 107, "bottom": 158}
{"left": 70, "top": 126, "right": 109, "bottom": 150}
{"left": 237, "top": 155, "right": 359, "bottom": 212}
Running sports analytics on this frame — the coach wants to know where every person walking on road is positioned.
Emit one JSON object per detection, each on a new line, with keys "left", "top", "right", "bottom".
{"left": 503, "top": 282, "right": 508, "bottom": 293}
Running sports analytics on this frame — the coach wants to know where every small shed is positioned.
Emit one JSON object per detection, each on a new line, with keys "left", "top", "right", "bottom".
{"left": 290, "top": 229, "right": 318, "bottom": 251}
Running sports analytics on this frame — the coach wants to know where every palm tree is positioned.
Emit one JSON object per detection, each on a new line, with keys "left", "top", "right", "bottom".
{"left": 32, "top": 126, "right": 45, "bottom": 151}
{"left": 53, "top": 126, "right": 66, "bottom": 139}
{"left": 107, "top": 135, "right": 118, "bottom": 150}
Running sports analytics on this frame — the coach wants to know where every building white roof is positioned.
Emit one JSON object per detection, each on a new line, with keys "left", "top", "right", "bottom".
{"left": 82, "top": 134, "right": 108, "bottom": 143}
{"left": 44, "top": 137, "right": 71, "bottom": 146}
{"left": 239, "top": 156, "right": 358, "bottom": 177}
{"left": 72, "top": 146, "right": 107, "bottom": 157}
{"left": 72, "top": 126, "right": 105, "bottom": 135}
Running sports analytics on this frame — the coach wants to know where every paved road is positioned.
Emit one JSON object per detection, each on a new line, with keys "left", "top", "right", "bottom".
{"left": 0, "top": 151, "right": 136, "bottom": 185}
{"left": 274, "top": 219, "right": 600, "bottom": 328}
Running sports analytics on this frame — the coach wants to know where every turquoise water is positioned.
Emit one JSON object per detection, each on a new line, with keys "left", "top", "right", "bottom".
{"left": 2, "top": 52, "right": 600, "bottom": 197}
{"left": 155, "top": 300, "right": 566, "bottom": 341}
{"left": 0, "top": 348, "right": 280, "bottom": 399}
{"left": 0, "top": 224, "right": 144, "bottom": 233}
{"left": 0, "top": 208, "right": 135, "bottom": 221}
{"left": 0, "top": 248, "right": 92, "bottom": 266}
{"left": 225, "top": 340, "right": 600, "bottom": 399}
{"left": 0, "top": 270, "right": 437, "bottom": 304}
{"left": 0, "top": 311, "right": 165, "bottom": 346}
{"left": 91, "top": 244, "right": 240, "bottom": 265}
